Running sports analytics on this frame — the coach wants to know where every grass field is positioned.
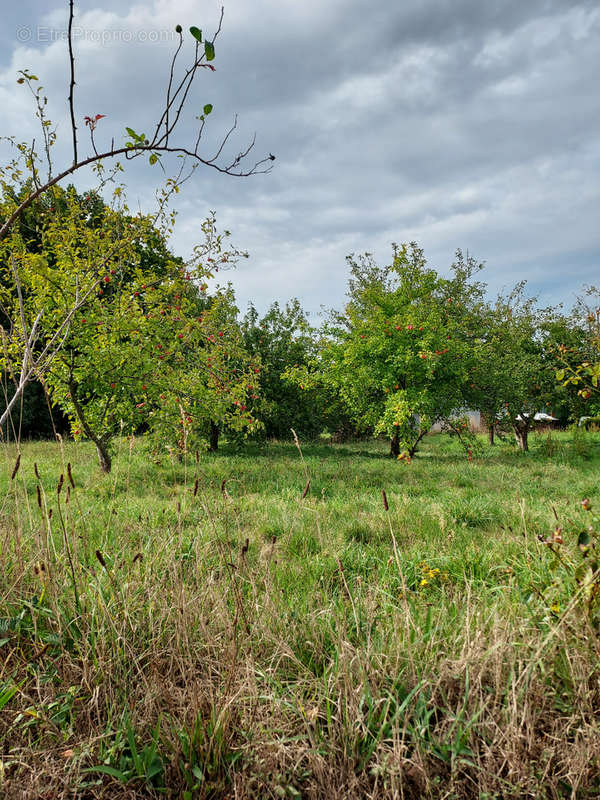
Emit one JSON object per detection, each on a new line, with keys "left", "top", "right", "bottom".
{"left": 1, "top": 429, "right": 599, "bottom": 798}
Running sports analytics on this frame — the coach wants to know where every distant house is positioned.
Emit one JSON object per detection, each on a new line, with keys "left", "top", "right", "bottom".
{"left": 430, "top": 410, "right": 559, "bottom": 435}
{"left": 515, "top": 412, "right": 559, "bottom": 425}
{"left": 579, "top": 415, "right": 600, "bottom": 428}
{"left": 465, "top": 410, "right": 483, "bottom": 430}
{"left": 430, "top": 410, "right": 482, "bottom": 433}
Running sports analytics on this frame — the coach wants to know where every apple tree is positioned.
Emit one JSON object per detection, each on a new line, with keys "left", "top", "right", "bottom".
{"left": 0, "top": 3, "right": 273, "bottom": 428}
{"left": 1, "top": 184, "right": 256, "bottom": 470}
{"left": 463, "top": 283, "right": 562, "bottom": 451}
{"left": 287, "top": 244, "right": 484, "bottom": 458}
{"left": 555, "top": 290, "right": 600, "bottom": 416}
{"left": 147, "top": 283, "right": 261, "bottom": 457}
{"left": 241, "top": 300, "right": 346, "bottom": 440}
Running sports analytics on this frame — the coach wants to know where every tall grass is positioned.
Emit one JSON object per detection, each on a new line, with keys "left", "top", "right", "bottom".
{"left": 1, "top": 430, "right": 599, "bottom": 798}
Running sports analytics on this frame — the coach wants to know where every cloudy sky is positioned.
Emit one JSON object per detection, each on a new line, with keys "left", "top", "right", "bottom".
{"left": 1, "top": 0, "right": 599, "bottom": 319}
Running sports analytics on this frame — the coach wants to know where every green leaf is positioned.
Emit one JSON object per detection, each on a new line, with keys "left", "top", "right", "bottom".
{"left": 81, "top": 765, "right": 130, "bottom": 780}
{"left": 0, "top": 680, "right": 21, "bottom": 711}
{"left": 555, "top": 369, "right": 565, "bottom": 381}
{"left": 125, "top": 127, "right": 137, "bottom": 138}
{"left": 203, "top": 103, "right": 213, "bottom": 115}
{"left": 149, "top": 153, "right": 158, "bottom": 165}
{"left": 204, "top": 41, "right": 215, "bottom": 61}
{"left": 189, "top": 26, "right": 203, "bottom": 42}
{"left": 144, "top": 757, "right": 163, "bottom": 780}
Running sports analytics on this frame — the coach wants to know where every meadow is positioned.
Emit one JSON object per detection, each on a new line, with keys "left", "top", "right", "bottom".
{"left": 1, "top": 429, "right": 599, "bottom": 799}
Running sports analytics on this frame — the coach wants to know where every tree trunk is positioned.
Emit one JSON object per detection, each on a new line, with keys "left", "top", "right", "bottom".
{"left": 390, "top": 432, "right": 400, "bottom": 457}
{"left": 513, "top": 426, "right": 529, "bottom": 451}
{"left": 407, "top": 427, "right": 429, "bottom": 458}
{"left": 68, "top": 379, "right": 112, "bottom": 472}
{"left": 209, "top": 421, "right": 219, "bottom": 452}
{"left": 488, "top": 423, "right": 495, "bottom": 446}
{"left": 96, "top": 440, "right": 112, "bottom": 473}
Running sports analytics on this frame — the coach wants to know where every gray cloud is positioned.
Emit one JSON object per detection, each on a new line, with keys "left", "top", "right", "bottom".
{"left": 1, "top": 0, "right": 598, "bottom": 316}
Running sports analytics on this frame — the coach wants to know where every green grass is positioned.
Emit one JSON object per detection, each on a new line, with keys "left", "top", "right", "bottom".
{"left": 1, "top": 429, "right": 600, "bottom": 798}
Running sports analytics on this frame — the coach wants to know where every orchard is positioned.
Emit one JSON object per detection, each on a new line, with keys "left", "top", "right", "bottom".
{"left": 1, "top": 4, "right": 600, "bottom": 799}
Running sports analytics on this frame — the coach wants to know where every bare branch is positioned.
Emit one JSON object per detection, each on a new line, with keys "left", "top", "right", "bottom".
{"left": 29, "top": 139, "right": 41, "bottom": 191}
{"left": 2, "top": 5, "right": 272, "bottom": 242}
{"left": 150, "top": 7, "right": 225, "bottom": 150}
{"left": 0, "top": 139, "right": 272, "bottom": 241}
{"left": 68, "top": 0, "right": 78, "bottom": 165}
{"left": 0, "top": 259, "right": 46, "bottom": 428}
{"left": 206, "top": 115, "right": 239, "bottom": 165}
{"left": 160, "top": 29, "right": 184, "bottom": 144}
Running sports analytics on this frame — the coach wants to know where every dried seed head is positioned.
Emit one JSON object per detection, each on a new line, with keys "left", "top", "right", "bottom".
{"left": 11, "top": 454, "right": 21, "bottom": 480}
{"left": 241, "top": 537, "right": 249, "bottom": 556}
{"left": 95, "top": 549, "right": 107, "bottom": 568}
{"left": 221, "top": 479, "right": 227, "bottom": 494}
{"left": 195, "top": 449, "right": 199, "bottom": 463}
{"left": 37, "top": 485, "right": 42, "bottom": 508}
{"left": 382, "top": 489, "right": 389, "bottom": 512}
{"left": 34, "top": 462, "right": 40, "bottom": 480}
{"left": 67, "top": 463, "right": 75, "bottom": 488}
{"left": 193, "top": 477, "right": 199, "bottom": 496}
{"left": 302, "top": 479, "right": 311, "bottom": 499}
{"left": 57, "top": 474, "right": 64, "bottom": 495}
{"left": 132, "top": 552, "right": 143, "bottom": 564}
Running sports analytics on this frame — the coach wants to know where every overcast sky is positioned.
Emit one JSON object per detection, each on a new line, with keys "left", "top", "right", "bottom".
{"left": 1, "top": 0, "right": 599, "bottom": 319}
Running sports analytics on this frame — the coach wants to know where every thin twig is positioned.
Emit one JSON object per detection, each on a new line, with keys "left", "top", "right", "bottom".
{"left": 67, "top": 0, "right": 78, "bottom": 165}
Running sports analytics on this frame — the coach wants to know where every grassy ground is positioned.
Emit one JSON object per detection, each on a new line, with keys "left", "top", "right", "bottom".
{"left": 1, "top": 429, "right": 599, "bottom": 798}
